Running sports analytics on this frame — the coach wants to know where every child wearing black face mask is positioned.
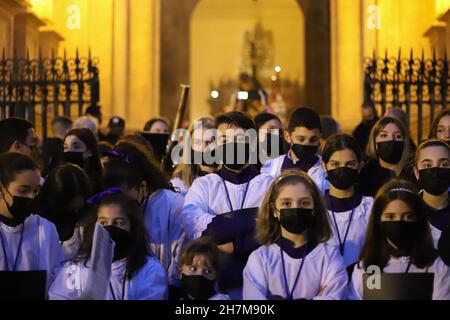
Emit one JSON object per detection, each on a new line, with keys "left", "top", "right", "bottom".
{"left": 359, "top": 117, "right": 412, "bottom": 197}
{"left": 173, "top": 238, "right": 230, "bottom": 300}
{"left": 182, "top": 111, "right": 274, "bottom": 299}
{"left": 243, "top": 170, "right": 347, "bottom": 300}
{"left": 321, "top": 134, "right": 374, "bottom": 269}
{"left": 414, "top": 139, "right": 450, "bottom": 247}
{"left": 0, "top": 153, "right": 64, "bottom": 294}
{"left": 348, "top": 180, "right": 450, "bottom": 300}
{"left": 35, "top": 164, "right": 93, "bottom": 260}
{"left": 49, "top": 192, "right": 168, "bottom": 300}
{"left": 171, "top": 117, "right": 218, "bottom": 197}
{"left": 261, "top": 107, "right": 329, "bottom": 194}
{"left": 63, "top": 128, "right": 102, "bottom": 193}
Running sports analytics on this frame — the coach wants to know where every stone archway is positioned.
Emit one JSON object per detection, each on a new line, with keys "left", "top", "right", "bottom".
{"left": 160, "top": 0, "right": 330, "bottom": 122}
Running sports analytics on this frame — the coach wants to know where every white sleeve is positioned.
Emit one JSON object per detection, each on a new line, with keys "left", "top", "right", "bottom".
{"left": 313, "top": 247, "right": 348, "bottom": 300}
{"left": 182, "top": 179, "right": 215, "bottom": 240}
{"left": 432, "top": 258, "right": 450, "bottom": 300}
{"left": 48, "top": 263, "right": 83, "bottom": 300}
{"left": 348, "top": 262, "right": 364, "bottom": 300}
{"left": 134, "top": 259, "right": 169, "bottom": 300}
{"left": 39, "top": 219, "right": 64, "bottom": 292}
{"left": 242, "top": 251, "right": 268, "bottom": 300}
{"left": 167, "top": 193, "right": 187, "bottom": 284}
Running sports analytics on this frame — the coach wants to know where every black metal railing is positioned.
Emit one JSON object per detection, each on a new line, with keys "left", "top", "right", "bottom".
{"left": 0, "top": 48, "right": 99, "bottom": 139}
{"left": 364, "top": 49, "right": 449, "bottom": 143}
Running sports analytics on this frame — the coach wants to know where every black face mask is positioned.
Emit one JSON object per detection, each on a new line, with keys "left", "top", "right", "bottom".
{"left": 6, "top": 196, "right": 35, "bottom": 224}
{"left": 376, "top": 141, "right": 404, "bottom": 164}
{"left": 218, "top": 142, "right": 251, "bottom": 171}
{"left": 326, "top": 167, "right": 358, "bottom": 190}
{"left": 291, "top": 144, "right": 318, "bottom": 161}
{"left": 279, "top": 208, "right": 315, "bottom": 234}
{"left": 191, "top": 149, "right": 217, "bottom": 167}
{"left": 380, "top": 221, "right": 417, "bottom": 251}
{"left": 181, "top": 275, "right": 216, "bottom": 300}
{"left": 103, "top": 225, "right": 131, "bottom": 261}
{"left": 63, "top": 151, "right": 85, "bottom": 168}
{"left": 419, "top": 167, "right": 450, "bottom": 196}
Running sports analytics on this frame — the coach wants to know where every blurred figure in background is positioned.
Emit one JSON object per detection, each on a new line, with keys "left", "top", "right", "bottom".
{"left": 104, "top": 116, "right": 125, "bottom": 145}
{"left": 352, "top": 104, "right": 379, "bottom": 158}
{"left": 319, "top": 115, "right": 341, "bottom": 154}
{"left": 42, "top": 116, "right": 73, "bottom": 176}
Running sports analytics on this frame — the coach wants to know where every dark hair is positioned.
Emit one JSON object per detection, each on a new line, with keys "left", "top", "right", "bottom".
{"left": 360, "top": 179, "right": 437, "bottom": 269}
{"left": 144, "top": 117, "right": 170, "bottom": 132}
{"left": 110, "top": 140, "right": 172, "bottom": 192}
{"left": 51, "top": 116, "right": 73, "bottom": 128}
{"left": 320, "top": 116, "right": 340, "bottom": 139}
{"left": 76, "top": 193, "right": 150, "bottom": 279}
{"left": 0, "top": 118, "right": 33, "bottom": 153}
{"left": 103, "top": 159, "right": 143, "bottom": 190}
{"left": 97, "top": 141, "right": 114, "bottom": 157}
{"left": 288, "top": 107, "right": 321, "bottom": 133}
{"left": 35, "top": 164, "right": 92, "bottom": 221}
{"left": 179, "top": 238, "right": 220, "bottom": 272}
{"left": 118, "top": 135, "right": 158, "bottom": 166}
{"left": 322, "top": 134, "right": 362, "bottom": 163}
{"left": 254, "top": 112, "right": 282, "bottom": 130}
{"left": 0, "top": 152, "right": 38, "bottom": 186}
{"left": 256, "top": 169, "right": 332, "bottom": 245}
{"left": 64, "top": 128, "right": 102, "bottom": 190}
{"left": 414, "top": 138, "right": 450, "bottom": 166}
{"left": 429, "top": 109, "right": 450, "bottom": 139}
{"left": 85, "top": 105, "right": 102, "bottom": 119}
{"left": 215, "top": 111, "right": 256, "bottom": 131}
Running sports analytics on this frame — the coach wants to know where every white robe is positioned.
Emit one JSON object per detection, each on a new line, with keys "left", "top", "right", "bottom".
{"left": 348, "top": 256, "right": 450, "bottom": 300}
{"left": 0, "top": 214, "right": 64, "bottom": 291}
{"left": 209, "top": 293, "right": 231, "bottom": 300}
{"left": 326, "top": 196, "right": 374, "bottom": 267}
{"left": 61, "top": 225, "right": 84, "bottom": 261}
{"left": 260, "top": 154, "right": 329, "bottom": 193}
{"left": 143, "top": 189, "right": 186, "bottom": 284}
{"left": 430, "top": 223, "right": 442, "bottom": 249}
{"left": 171, "top": 177, "right": 189, "bottom": 197}
{"left": 243, "top": 243, "right": 348, "bottom": 300}
{"left": 182, "top": 172, "right": 274, "bottom": 240}
{"left": 48, "top": 257, "right": 168, "bottom": 300}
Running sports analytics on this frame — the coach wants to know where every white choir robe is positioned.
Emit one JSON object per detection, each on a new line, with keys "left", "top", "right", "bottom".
{"left": 430, "top": 223, "right": 443, "bottom": 249}
{"left": 0, "top": 214, "right": 64, "bottom": 291}
{"left": 182, "top": 172, "right": 274, "bottom": 240}
{"left": 48, "top": 257, "right": 168, "bottom": 300}
{"left": 143, "top": 189, "right": 186, "bottom": 284}
{"left": 243, "top": 243, "right": 348, "bottom": 300}
{"left": 209, "top": 293, "right": 231, "bottom": 300}
{"left": 171, "top": 177, "right": 189, "bottom": 198}
{"left": 326, "top": 196, "right": 374, "bottom": 267}
{"left": 260, "top": 154, "right": 329, "bottom": 193}
{"left": 61, "top": 225, "right": 84, "bottom": 261}
{"left": 348, "top": 256, "right": 450, "bottom": 300}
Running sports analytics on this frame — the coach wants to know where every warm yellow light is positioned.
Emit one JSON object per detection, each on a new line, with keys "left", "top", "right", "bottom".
{"left": 436, "top": 0, "right": 450, "bottom": 16}
{"left": 29, "top": 0, "right": 53, "bottom": 20}
{"left": 274, "top": 66, "right": 281, "bottom": 73}
{"left": 271, "top": 75, "right": 277, "bottom": 81}
{"left": 211, "top": 90, "right": 219, "bottom": 99}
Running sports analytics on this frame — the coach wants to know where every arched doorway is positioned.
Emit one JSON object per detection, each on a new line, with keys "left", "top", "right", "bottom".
{"left": 160, "top": 0, "right": 330, "bottom": 122}
{"left": 190, "top": 0, "right": 305, "bottom": 121}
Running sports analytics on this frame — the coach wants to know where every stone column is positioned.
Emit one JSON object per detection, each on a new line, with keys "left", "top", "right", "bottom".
{"left": 0, "top": 0, "right": 26, "bottom": 57}
{"left": 14, "top": 11, "right": 46, "bottom": 58}
{"left": 438, "top": 9, "right": 450, "bottom": 56}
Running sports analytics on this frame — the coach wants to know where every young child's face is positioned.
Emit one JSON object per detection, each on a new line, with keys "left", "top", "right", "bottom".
{"left": 273, "top": 182, "right": 313, "bottom": 218}
{"left": 286, "top": 126, "right": 320, "bottom": 146}
{"left": 181, "top": 254, "right": 217, "bottom": 281}
{"left": 415, "top": 146, "right": 449, "bottom": 172}
{"left": 380, "top": 199, "right": 416, "bottom": 222}
{"left": 97, "top": 204, "right": 131, "bottom": 232}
